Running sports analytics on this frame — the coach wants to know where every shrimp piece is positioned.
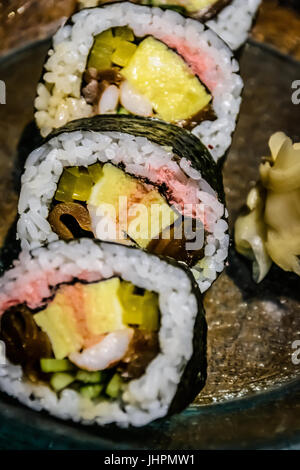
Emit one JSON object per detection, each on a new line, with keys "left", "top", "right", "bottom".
{"left": 98, "top": 85, "right": 120, "bottom": 114}
{"left": 69, "top": 329, "right": 134, "bottom": 371}
{"left": 120, "top": 80, "right": 153, "bottom": 117}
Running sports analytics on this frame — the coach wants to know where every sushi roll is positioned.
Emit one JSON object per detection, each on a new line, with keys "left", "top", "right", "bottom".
{"left": 205, "top": 0, "right": 261, "bottom": 50}
{"left": 0, "top": 238, "right": 207, "bottom": 426}
{"left": 17, "top": 116, "right": 229, "bottom": 293}
{"left": 79, "top": 0, "right": 262, "bottom": 50}
{"left": 34, "top": 2, "right": 243, "bottom": 161}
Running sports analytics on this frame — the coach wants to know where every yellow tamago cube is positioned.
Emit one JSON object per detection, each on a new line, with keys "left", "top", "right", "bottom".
{"left": 121, "top": 37, "right": 211, "bottom": 122}
{"left": 127, "top": 191, "right": 178, "bottom": 248}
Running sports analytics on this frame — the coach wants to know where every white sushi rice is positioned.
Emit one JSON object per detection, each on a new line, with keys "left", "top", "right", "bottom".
{"left": 0, "top": 239, "right": 201, "bottom": 427}
{"left": 17, "top": 130, "right": 229, "bottom": 293}
{"left": 207, "top": 0, "right": 261, "bottom": 51}
{"left": 78, "top": 1, "right": 262, "bottom": 51}
{"left": 34, "top": 2, "right": 243, "bottom": 161}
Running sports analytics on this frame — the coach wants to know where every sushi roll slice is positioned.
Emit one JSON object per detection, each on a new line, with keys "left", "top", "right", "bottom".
{"left": 34, "top": 2, "right": 243, "bottom": 161}
{"left": 17, "top": 116, "right": 229, "bottom": 293}
{"left": 205, "top": 0, "right": 261, "bottom": 51}
{"left": 0, "top": 238, "right": 207, "bottom": 426}
{"left": 79, "top": 0, "right": 262, "bottom": 51}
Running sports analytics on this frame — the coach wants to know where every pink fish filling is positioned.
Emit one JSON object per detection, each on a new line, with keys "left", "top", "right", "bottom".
{"left": 145, "top": 163, "right": 211, "bottom": 226}
{"left": 159, "top": 35, "right": 220, "bottom": 91}
{"left": 0, "top": 270, "right": 102, "bottom": 316}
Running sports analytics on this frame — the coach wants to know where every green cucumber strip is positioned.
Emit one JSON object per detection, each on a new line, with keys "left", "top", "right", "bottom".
{"left": 105, "top": 374, "right": 123, "bottom": 398}
{"left": 50, "top": 372, "right": 75, "bottom": 392}
{"left": 40, "top": 358, "right": 74, "bottom": 373}
{"left": 80, "top": 384, "right": 103, "bottom": 399}
{"left": 76, "top": 370, "right": 103, "bottom": 384}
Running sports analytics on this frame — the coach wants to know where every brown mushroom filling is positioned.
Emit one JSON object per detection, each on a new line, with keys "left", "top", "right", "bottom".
{"left": 48, "top": 202, "right": 93, "bottom": 240}
{"left": 117, "top": 329, "right": 159, "bottom": 380}
{"left": 82, "top": 67, "right": 124, "bottom": 112}
{"left": 0, "top": 305, "right": 53, "bottom": 382}
{"left": 148, "top": 218, "right": 205, "bottom": 267}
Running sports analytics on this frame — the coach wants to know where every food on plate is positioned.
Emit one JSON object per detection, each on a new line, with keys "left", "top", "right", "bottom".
{"left": 235, "top": 132, "right": 300, "bottom": 282}
{"left": 17, "top": 116, "right": 229, "bottom": 293}
{"left": 0, "top": 239, "right": 207, "bottom": 426}
{"left": 78, "top": 0, "right": 262, "bottom": 50}
{"left": 34, "top": 2, "right": 243, "bottom": 161}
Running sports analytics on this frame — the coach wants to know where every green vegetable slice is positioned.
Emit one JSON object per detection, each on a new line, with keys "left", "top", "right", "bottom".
{"left": 106, "top": 373, "right": 123, "bottom": 398}
{"left": 76, "top": 370, "right": 103, "bottom": 384}
{"left": 50, "top": 372, "right": 75, "bottom": 392}
{"left": 40, "top": 358, "right": 74, "bottom": 373}
{"left": 80, "top": 384, "right": 104, "bottom": 399}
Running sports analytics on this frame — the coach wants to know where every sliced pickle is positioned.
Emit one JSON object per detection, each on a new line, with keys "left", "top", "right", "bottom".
{"left": 55, "top": 170, "right": 77, "bottom": 202}
{"left": 87, "top": 27, "right": 135, "bottom": 71}
{"left": 72, "top": 173, "right": 93, "bottom": 201}
{"left": 88, "top": 42, "right": 114, "bottom": 71}
{"left": 112, "top": 41, "right": 137, "bottom": 67}
{"left": 67, "top": 167, "right": 81, "bottom": 177}
{"left": 88, "top": 162, "right": 103, "bottom": 183}
{"left": 114, "top": 27, "right": 135, "bottom": 42}
{"left": 93, "top": 28, "right": 115, "bottom": 47}
{"left": 55, "top": 167, "right": 94, "bottom": 203}
{"left": 119, "top": 282, "right": 159, "bottom": 331}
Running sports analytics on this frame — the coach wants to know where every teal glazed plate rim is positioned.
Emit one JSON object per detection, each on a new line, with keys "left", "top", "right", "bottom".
{"left": 0, "top": 377, "right": 299, "bottom": 449}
